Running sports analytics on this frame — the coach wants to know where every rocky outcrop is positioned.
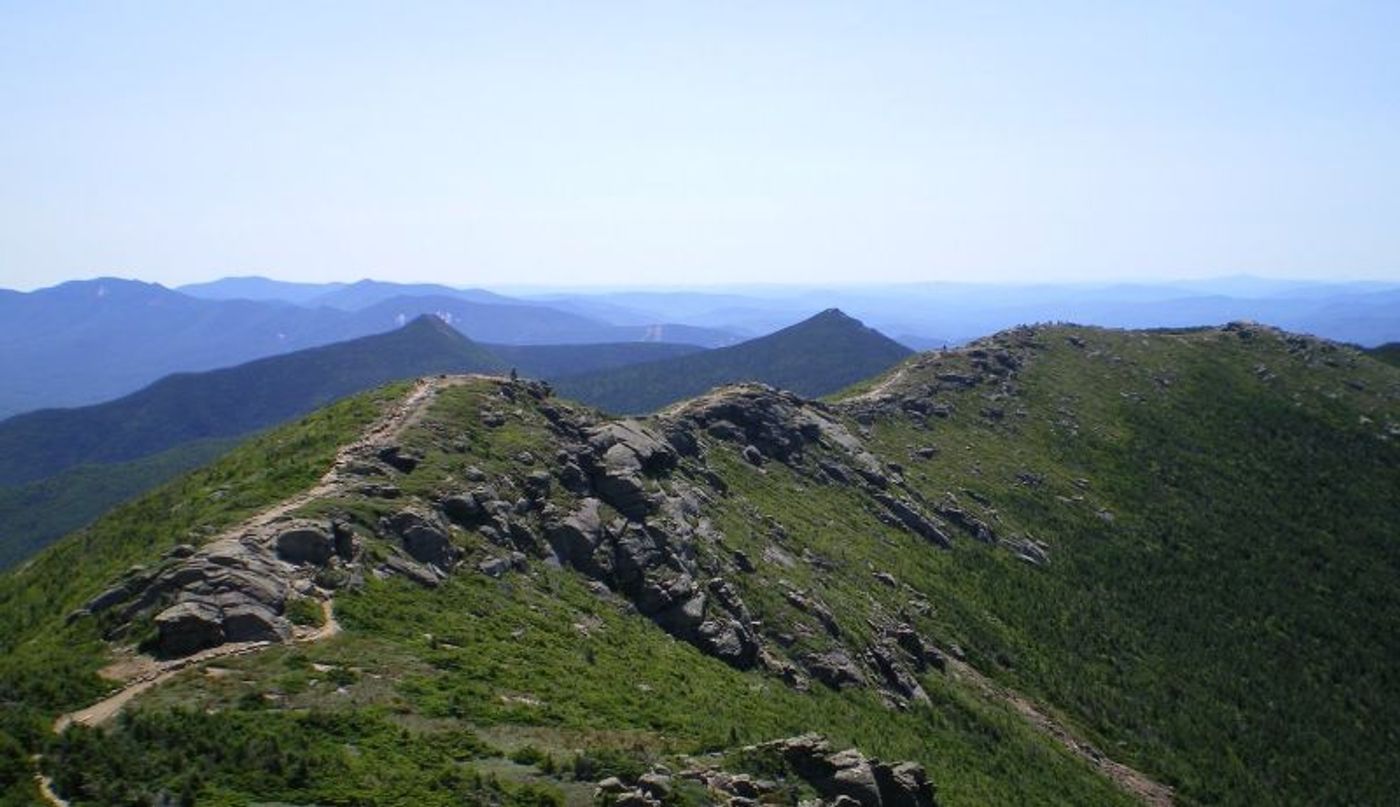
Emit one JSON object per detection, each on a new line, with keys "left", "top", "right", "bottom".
{"left": 805, "top": 650, "right": 866, "bottom": 689}
{"left": 275, "top": 522, "right": 335, "bottom": 565}
{"left": 601, "top": 735, "right": 937, "bottom": 807}
{"left": 385, "top": 509, "right": 459, "bottom": 569}
{"left": 932, "top": 496, "right": 995, "bottom": 543}
{"left": 77, "top": 533, "right": 305, "bottom": 657}
{"left": 874, "top": 493, "right": 952, "bottom": 548}
{"left": 764, "top": 734, "right": 938, "bottom": 807}
{"left": 71, "top": 370, "right": 1001, "bottom": 707}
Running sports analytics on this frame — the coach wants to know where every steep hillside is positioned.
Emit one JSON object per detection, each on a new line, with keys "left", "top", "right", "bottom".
{"left": 1366, "top": 341, "right": 1400, "bottom": 367}
{"left": 0, "top": 315, "right": 502, "bottom": 489}
{"left": 0, "top": 322, "right": 1396, "bottom": 806}
{"left": 553, "top": 309, "right": 913, "bottom": 413}
{"left": 0, "top": 439, "right": 236, "bottom": 571}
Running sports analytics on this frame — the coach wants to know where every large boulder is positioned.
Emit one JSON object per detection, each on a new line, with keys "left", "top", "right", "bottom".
{"left": 545, "top": 498, "right": 606, "bottom": 568}
{"left": 873, "top": 761, "right": 937, "bottom": 807}
{"left": 593, "top": 471, "right": 653, "bottom": 521}
{"left": 441, "top": 492, "right": 484, "bottom": 524}
{"left": 589, "top": 421, "right": 676, "bottom": 473}
{"left": 387, "top": 510, "right": 458, "bottom": 569}
{"left": 826, "top": 748, "right": 882, "bottom": 807}
{"left": 696, "top": 618, "right": 759, "bottom": 669}
{"left": 587, "top": 421, "right": 676, "bottom": 520}
{"left": 221, "top": 601, "right": 291, "bottom": 643}
{"left": 376, "top": 444, "right": 422, "bottom": 473}
{"left": 766, "top": 735, "right": 937, "bottom": 807}
{"left": 805, "top": 650, "right": 866, "bottom": 689}
{"left": 154, "top": 600, "right": 224, "bottom": 656}
{"left": 274, "top": 523, "right": 335, "bottom": 565}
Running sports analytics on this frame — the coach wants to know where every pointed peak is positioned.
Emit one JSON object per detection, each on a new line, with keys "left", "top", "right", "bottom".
{"left": 405, "top": 312, "right": 450, "bottom": 328}
{"left": 400, "top": 313, "right": 469, "bottom": 341}
{"left": 787, "top": 308, "right": 862, "bottom": 330}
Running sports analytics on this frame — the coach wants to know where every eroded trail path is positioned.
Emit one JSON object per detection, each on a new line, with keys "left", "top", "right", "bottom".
{"left": 948, "top": 657, "right": 1175, "bottom": 806}
{"left": 216, "top": 374, "right": 464, "bottom": 532}
{"left": 52, "top": 377, "right": 466, "bottom": 735}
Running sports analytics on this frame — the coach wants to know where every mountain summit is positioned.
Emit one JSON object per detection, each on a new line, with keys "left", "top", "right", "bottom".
{"left": 552, "top": 308, "right": 913, "bottom": 413}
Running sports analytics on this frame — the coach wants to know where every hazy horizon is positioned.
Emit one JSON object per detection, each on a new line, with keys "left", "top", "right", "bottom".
{"left": 6, "top": 271, "right": 1400, "bottom": 296}
{"left": 4, "top": 2, "right": 1398, "bottom": 291}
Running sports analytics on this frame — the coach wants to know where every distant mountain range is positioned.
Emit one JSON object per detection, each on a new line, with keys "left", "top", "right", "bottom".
{"left": 553, "top": 308, "right": 914, "bottom": 413}
{"left": 505, "top": 277, "right": 1400, "bottom": 350}
{"left": 0, "top": 315, "right": 503, "bottom": 489}
{"left": 0, "top": 278, "right": 738, "bottom": 419}
{"left": 4, "top": 274, "right": 1397, "bottom": 421}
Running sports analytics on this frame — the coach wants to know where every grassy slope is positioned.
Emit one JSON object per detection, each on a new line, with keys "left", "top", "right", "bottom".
{"left": 0, "top": 385, "right": 405, "bottom": 804}
{"left": 852, "top": 326, "right": 1400, "bottom": 804}
{"left": 1365, "top": 341, "right": 1400, "bottom": 367}
{"left": 21, "top": 380, "right": 1134, "bottom": 807}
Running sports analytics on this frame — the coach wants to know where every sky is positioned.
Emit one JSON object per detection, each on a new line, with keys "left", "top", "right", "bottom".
{"left": 2, "top": 1, "right": 1398, "bottom": 291}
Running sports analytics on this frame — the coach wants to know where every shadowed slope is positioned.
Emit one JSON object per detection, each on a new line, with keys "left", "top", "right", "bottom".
{"left": 553, "top": 309, "right": 912, "bottom": 413}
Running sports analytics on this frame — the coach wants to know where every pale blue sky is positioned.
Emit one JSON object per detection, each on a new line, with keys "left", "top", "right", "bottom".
{"left": 2, "top": 1, "right": 1397, "bottom": 290}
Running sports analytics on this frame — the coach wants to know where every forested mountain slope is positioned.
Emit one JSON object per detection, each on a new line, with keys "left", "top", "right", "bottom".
{"left": 553, "top": 309, "right": 912, "bottom": 413}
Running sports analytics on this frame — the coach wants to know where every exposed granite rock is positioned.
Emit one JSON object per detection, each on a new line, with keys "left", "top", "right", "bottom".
{"left": 386, "top": 509, "right": 458, "bottom": 569}
{"left": 761, "top": 734, "right": 938, "bottom": 807}
{"left": 376, "top": 444, "right": 422, "bottom": 473}
{"left": 441, "top": 492, "right": 484, "bottom": 524}
{"left": 933, "top": 495, "right": 995, "bottom": 543}
{"left": 154, "top": 600, "right": 224, "bottom": 656}
{"left": 274, "top": 522, "right": 335, "bottom": 565}
{"left": 379, "top": 554, "right": 442, "bottom": 587}
{"left": 545, "top": 498, "right": 606, "bottom": 569}
{"left": 873, "top": 493, "right": 952, "bottom": 548}
{"left": 805, "top": 650, "right": 865, "bottom": 689}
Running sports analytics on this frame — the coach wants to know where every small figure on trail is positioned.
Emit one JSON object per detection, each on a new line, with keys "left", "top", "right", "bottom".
{"left": 509, "top": 367, "right": 519, "bottom": 382}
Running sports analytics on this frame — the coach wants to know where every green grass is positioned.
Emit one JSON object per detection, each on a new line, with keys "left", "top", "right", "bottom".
{"left": 1364, "top": 341, "right": 1400, "bottom": 368}
{"left": 45, "top": 707, "right": 564, "bottom": 807}
{"left": 90, "top": 566, "right": 1136, "bottom": 806}
{"left": 0, "top": 383, "right": 407, "bottom": 800}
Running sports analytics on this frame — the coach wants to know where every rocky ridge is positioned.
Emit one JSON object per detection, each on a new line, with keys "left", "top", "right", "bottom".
{"left": 76, "top": 328, "right": 1045, "bottom": 707}
{"left": 597, "top": 734, "right": 938, "bottom": 807}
